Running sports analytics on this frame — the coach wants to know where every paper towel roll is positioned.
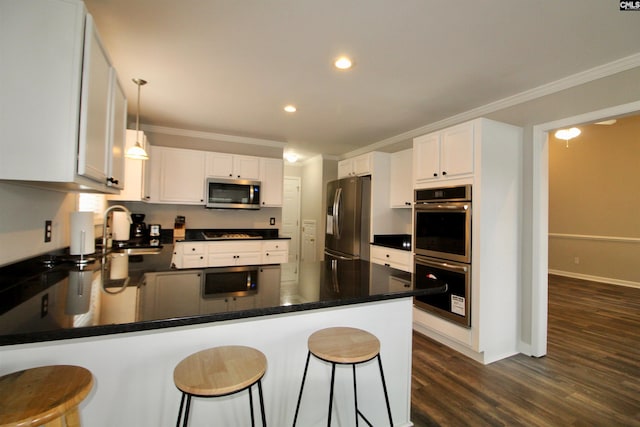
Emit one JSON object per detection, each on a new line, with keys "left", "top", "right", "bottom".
{"left": 112, "top": 211, "right": 130, "bottom": 241}
{"left": 70, "top": 212, "right": 95, "bottom": 255}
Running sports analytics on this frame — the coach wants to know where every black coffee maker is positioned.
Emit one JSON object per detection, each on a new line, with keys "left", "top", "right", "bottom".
{"left": 130, "top": 213, "right": 147, "bottom": 243}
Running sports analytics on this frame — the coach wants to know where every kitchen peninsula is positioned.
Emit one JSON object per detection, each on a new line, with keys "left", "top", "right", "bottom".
{"left": 0, "top": 241, "right": 426, "bottom": 426}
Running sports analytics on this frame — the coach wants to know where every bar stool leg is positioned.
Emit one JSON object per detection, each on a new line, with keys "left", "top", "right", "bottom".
{"left": 176, "top": 392, "right": 186, "bottom": 427}
{"left": 352, "top": 364, "right": 359, "bottom": 427}
{"left": 292, "top": 351, "right": 311, "bottom": 427}
{"left": 249, "top": 384, "right": 256, "bottom": 427}
{"left": 327, "top": 363, "right": 336, "bottom": 427}
{"left": 183, "top": 394, "right": 192, "bottom": 427}
{"left": 258, "top": 379, "right": 267, "bottom": 427}
{"left": 377, "top": 355, "right": 393, "bottom": 426}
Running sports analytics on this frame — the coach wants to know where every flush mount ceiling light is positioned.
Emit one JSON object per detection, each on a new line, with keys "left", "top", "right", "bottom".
{"left": 125, "top": 78, "right": 149, "bottom": 160}
{"left": 554, "top": 127, "right": 581, "bottom": 148}
{"left": 284, "top": 105, "right": 297, "bottom": 113}
{"left": 334, "top": 56, "right": 353, "bottom": 70}
{"left": 285, "top": 153, "right": 299, "bottom": 163}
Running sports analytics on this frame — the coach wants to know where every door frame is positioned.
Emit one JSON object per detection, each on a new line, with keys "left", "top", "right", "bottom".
{"left": 529, "top": 100, "right": 640, "bottom": 357}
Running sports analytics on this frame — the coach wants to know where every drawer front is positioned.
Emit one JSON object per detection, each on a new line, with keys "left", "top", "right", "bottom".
{"left": 180, "top": 243, "right": 205, "bottom": 255}
{"left": 207, "top": 241, "right": 262, "bottom": 253}
{"left": 262, "top": 250, "right": 288, "bottom": 264}
{"left": 182, "top": 254, "right": 206, "bottom": 268}
{"left": 262, "top": 240, "right": 288, "bottom": 251}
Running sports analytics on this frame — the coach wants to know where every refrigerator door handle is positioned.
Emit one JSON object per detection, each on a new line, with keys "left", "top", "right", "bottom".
{"left": 334, "top": 187, "right": 343, "bottom": 239}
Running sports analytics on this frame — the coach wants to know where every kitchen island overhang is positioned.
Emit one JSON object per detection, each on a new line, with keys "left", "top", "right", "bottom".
{"left": 0, "top": 246, "right": 424, "bottom": 426}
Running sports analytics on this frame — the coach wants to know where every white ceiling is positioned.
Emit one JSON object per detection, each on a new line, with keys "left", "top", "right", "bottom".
{"left": 84, "top": 0, "right": 640, "bottom": 161}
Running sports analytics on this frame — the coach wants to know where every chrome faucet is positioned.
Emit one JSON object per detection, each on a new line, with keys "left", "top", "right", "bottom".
{"left": 102, "top": 205, "right": 132, "bottom": 254}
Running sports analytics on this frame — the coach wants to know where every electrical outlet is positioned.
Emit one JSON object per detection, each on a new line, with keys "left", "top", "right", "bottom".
{"left": 44, "top": 220, "right": 52, "bottom": 242}
{"left": 270, "top": 217, "right": 276, "bottom": 226}
{"left": 574, "top": 257, "right": 580, "bottom": 265}
{"left": 41, "top": 293, "right": 49, "bottom": 318}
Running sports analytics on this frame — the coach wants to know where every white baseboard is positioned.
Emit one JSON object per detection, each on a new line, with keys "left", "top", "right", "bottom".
{"left": 548, "top": 269, "right": 640, "bottom": 289}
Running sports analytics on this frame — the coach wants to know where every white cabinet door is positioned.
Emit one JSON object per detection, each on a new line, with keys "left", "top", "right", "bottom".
{"left": 260, "top": 158, "right": 284, "bottom": 207}
{"left": 234, "top": 155, "right": 260, "bottom": 180}
{"left": 157, "top": 147, "right": 206, "bottom": 204}
{"left": 338, "top": 154, "right": 373, "bottom": 178}
{"left": 107, "top": 73, "right": 126, "bottom": 190}
{"left": 77, "top": 15, "right": 111, "bottom": 185}
{"left": 390, "top": 148, "right": 413, "bottom": 208}
{"left": 206, "top": 153, "right": 260, "bottom": 179}
{"left": 152, "top": 272, "right": 202, "bottom": 320}
{"left": 413, "top": 133, "right": 440, "bottom": 183}
{"left": 413, "top": 122, "right": 474, "bottom": 186}
{"left": 206, "top": 152, "right": 234, "bottom": 178}
{"left": 441, "top": 122, "right": 474, "bottom": 178}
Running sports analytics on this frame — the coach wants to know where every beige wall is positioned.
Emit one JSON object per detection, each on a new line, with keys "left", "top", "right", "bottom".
{"left": 548, "top": 115, "right": 640, "bottom": 284}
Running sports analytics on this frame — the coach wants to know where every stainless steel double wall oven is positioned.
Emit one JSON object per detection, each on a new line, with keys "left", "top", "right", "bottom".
{"left": 414, "top": 185, "right": 472, "bottom": 327}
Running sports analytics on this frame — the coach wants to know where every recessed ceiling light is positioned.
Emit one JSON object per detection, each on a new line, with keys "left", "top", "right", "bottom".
{"left": 284, "top": 105, "right": 297, "bottom": 113}
{"left": 334, "top": 56, "right": 353, "bottom": 70}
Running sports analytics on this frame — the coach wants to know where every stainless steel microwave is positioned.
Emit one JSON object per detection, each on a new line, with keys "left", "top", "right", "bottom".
{"left": 206, "top": 178, "right": 261, "bottom": 209}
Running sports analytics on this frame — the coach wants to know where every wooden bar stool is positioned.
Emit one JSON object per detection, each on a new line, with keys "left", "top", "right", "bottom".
{"left": 292, "top": 327, "right": 393, "bottom": 427}
{"left": 173, "top": 345, "right": 267, "bottom": 427}
{"left": 0, "top": 365, "right": 93, "bottom": 427}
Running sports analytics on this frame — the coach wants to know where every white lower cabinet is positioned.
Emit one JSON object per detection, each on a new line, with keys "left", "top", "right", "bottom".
{"left": 141, "top": 271, "right": 202, "bottom": 320}
{"left": 262, "top": 240, "right": 288, "bottom": 264}
{"left": 207, "top": 241, "right": 263, "bottom": 267}
{"left": 370, "top": 245, "right": 412, "bottom": 272}
{"left": 172, "top": 240, "right": 289, "bottom": 269}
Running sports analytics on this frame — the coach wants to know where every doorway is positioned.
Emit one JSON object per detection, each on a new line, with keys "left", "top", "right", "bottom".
{"left": 530, "top": 100, "right": 640, "bottom": 357}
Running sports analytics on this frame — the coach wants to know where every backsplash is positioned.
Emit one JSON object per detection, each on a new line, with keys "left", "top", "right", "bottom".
{"left": 107, "top": 201, "right": 282, "bottom": 231}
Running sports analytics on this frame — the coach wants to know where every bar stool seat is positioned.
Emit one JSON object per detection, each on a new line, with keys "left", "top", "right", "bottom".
{"left": 173, "top": 345, "right": 267, "bottom": 427}
{"left": 0, "top": 365, "right": 93, "bottom": 427}
{"left": 293, "top": 327, "right": 393, "bottom": 427}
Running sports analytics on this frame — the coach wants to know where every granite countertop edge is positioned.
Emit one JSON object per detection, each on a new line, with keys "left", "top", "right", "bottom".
{"left": 0, "top": 289, "right": 426, "bottom": 347}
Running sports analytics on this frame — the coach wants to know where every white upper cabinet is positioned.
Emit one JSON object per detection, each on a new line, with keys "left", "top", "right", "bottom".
{"left": 206, "top": 153, "right": 260, "bottom": 180}
{"left": 107, "top": 74, "right": 127, "bottom": 190}
{"left": 338, "top": 153, "right": 374, "bottom": 178}
{"left": 390, "top": 148, "right": 413, "bottom": 208}
{"left": 414, "top": 121, "right": 474, "bottom": 186}
{"left": 259, "top": 158, "right": 284, "bottom": 207}
{"left": 0, "top": 1, "right": 125, "bottom": 193}
{"left": 154, "top": 147, "right": 206, "bottom": 204}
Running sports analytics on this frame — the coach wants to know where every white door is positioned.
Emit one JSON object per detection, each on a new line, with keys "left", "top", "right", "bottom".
{"left": 282, "top": 177, "right": 301, "bottom": 261}
{"left": 301, "top": 220, "right": 317, "bottom": 262}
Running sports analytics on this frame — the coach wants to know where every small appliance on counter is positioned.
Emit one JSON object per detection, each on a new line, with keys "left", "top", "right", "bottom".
{"left": 130, "top": 213, "right": 147, "bottom": 244}
{"left": 149, "top": 224, "right": 161, "bottom": 247}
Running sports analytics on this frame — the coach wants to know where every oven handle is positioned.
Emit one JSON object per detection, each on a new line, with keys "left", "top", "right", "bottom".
{"left": 414, "top": 203, "right": 470, "bottom": 211}
{"left": 416, "top": 257, "right": 469, "bottom": 273}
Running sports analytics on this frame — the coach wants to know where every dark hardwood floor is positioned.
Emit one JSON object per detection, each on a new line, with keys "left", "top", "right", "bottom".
{"left": 411, "top": 275, "right": 640, "bottom": 426}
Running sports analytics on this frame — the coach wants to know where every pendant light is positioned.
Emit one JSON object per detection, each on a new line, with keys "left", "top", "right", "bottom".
{"left": 125, "top": 78, "right": 149, "bottom": 160}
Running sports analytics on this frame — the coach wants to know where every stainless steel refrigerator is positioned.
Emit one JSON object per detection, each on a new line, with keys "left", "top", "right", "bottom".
{"left": 324, "top": 176, "right": 371, "bottom": 260}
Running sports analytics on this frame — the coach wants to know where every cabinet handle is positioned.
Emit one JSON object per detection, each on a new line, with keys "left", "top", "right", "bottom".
{"left": 229, "top": 173, "right": 233, "bottom": 177}
{"left": 266, "top": 253, "right": 269, "bottom": 256}
{"left": 200, "top": 256, "right": 203, "bottom": 259}
{"left": 405, "top": 202, "right": 411, "bottom": 206}
{"left": 384, "top": 263, "right": 390, "bottom": 267}
{"left": 192, "top": 248, "right": 196, "bottom": 251}
{"left": 433, "top": 173, "right": 438, "bottom": 177}
{"left": 386, "top": 254, "right": 390, "bottom": 258}
{"left": 237, "top": 175, "right": 241, "bottom": 178}
{"left": 106, "top": 177, "right": 119, "bottom": 185}
{"left": 442, "top": 171, "right": 447, "bottom": 175}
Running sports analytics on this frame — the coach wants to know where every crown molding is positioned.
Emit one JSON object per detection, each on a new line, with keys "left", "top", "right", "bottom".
{"left": 343, "top": 52, "right": 640, "bottom": 159}
{"left": 141, "top": 124, "right": 286, "bottom": 148}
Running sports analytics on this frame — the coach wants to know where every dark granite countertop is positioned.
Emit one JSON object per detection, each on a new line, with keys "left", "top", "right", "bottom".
{"left": 0, "top": 244, "right": 429, "bottom": 346}
{"left": 371, "top": 234, "right": 412, "bottom": 251}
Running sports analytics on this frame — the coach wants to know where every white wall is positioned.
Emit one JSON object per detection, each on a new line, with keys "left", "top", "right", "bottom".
{"left": 0, "top": 183, "right": 76, "bottom": 266}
